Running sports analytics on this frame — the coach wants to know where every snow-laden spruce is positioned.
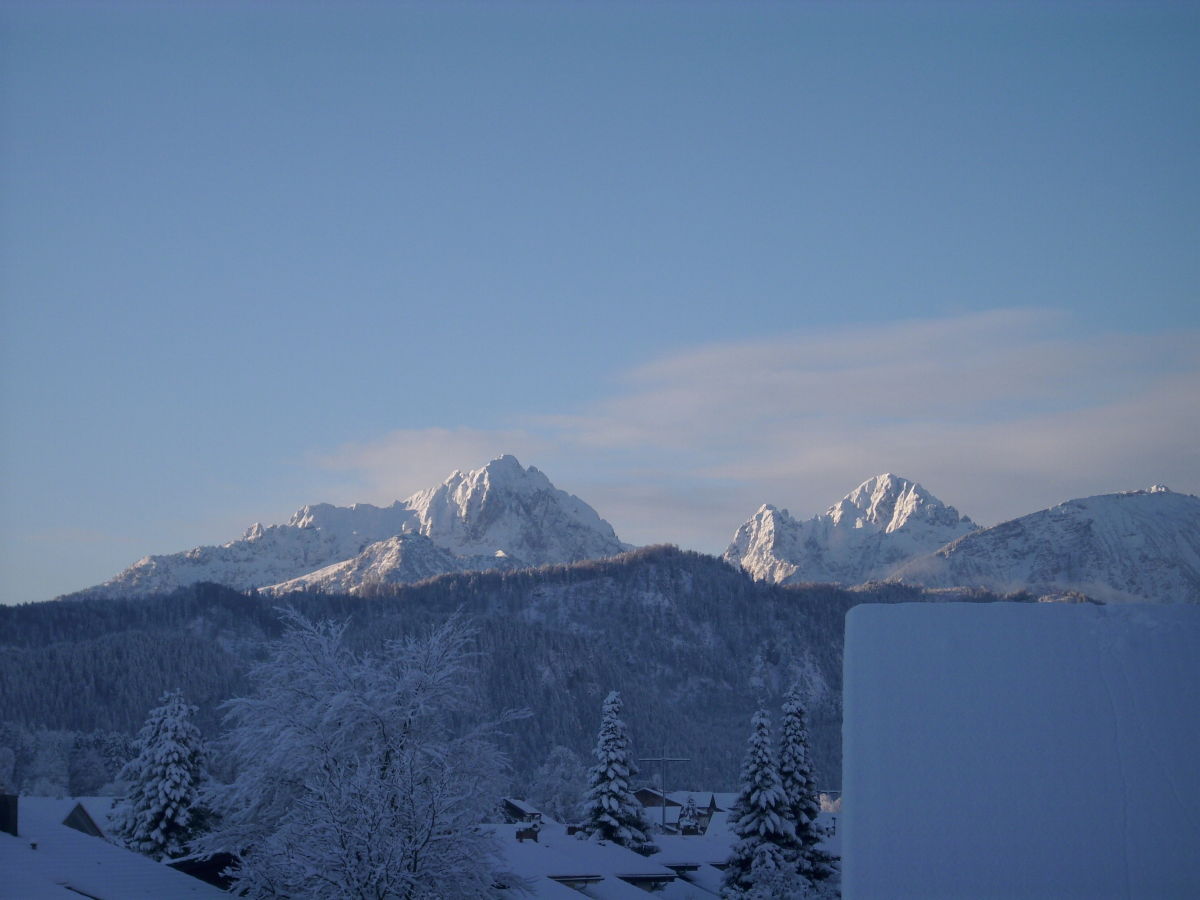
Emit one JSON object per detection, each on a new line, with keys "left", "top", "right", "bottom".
{"left": 679, "top": 794, "right": 700, "bottom": 833}
{"left": 195, "top": 610, "right": 517, "bottom": 899}
{"left": 778, "top": 682, "right": 837, "bottom": 886}
{"left": 581, "top": 690, "right": 658, "bottom": 855}
{"left": 723, "top": 707, "right": 795, "bottom": 897}
{"left": 110, "top": 689, "right": 207, "bottom": 861}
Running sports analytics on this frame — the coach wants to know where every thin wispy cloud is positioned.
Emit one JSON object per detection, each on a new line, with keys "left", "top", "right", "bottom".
{"left": 312, "top": 310, "right": 1199, "bottom": 553}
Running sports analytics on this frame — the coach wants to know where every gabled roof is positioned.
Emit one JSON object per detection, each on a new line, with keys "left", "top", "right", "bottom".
{"left": 489, "top": 819, "right": 680, "bottom": 898}
{"left": 634, "top": 787, "right": 682, "bottom": 807}
{"left": 503, "top": 797, "right": 541, "bottom": 817}
{"left": 0, "top": 795, "right": 226, "bottom": 899}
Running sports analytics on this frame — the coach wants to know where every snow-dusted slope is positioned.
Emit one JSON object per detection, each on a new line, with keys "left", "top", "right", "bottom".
{"left": 88, "top": 455, "right": 628, "bottom": 598}
{"left": 261, "top": 534, "right": 521, "bottom": 596}
{"left": 891, "top": 486, "right": 1200, "bottom": 603}
{"left": 724, "top": 474, "right": 976, "bottom": 585}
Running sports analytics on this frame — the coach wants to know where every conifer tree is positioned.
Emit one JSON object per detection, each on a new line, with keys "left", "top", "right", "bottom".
{"left": 679, "top": 794, "right": 700, "bottom": 833}
{"left": 723, "top": 707, "right": 795, "bottom": 897}
{"left": 111, "top": 690, "right": 206, "bottom": 860}
{"left": 778, "top": 682, "right": 836, "bottom": 885}
{"left": 581, "top": 690, "right": 657, "bottom": 855}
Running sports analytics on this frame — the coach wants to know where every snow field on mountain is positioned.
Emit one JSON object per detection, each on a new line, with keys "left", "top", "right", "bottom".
{"left": 892, "top": 487, "right": 1200, "bottom": 603}
{"left": 725, "top": 474, "right": 976, "bottom": 586}
{"left": 842, "top": 602, "right": 1200, "bottom": 899}
{"left": 90, "top": 455, "right": 627, "bottom": 598}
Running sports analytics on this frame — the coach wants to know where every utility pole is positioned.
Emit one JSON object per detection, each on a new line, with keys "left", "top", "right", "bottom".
{"left": 640, "top": 750, "right": 690, "bottom": 831}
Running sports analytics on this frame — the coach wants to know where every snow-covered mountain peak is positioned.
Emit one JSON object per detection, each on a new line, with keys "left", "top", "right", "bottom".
{"left": 403, "top": 454, "right": 626, "bottom": 566}
{"left": 419, "top": 453, "right": 556, "bottom": 513}
{"left": 747, "top": 503, "right": 790, "bottom": 524}
{"left": 891, "top": 487, "right": 1200, "bottom": 603}
{"left": 725, "top": 474, "right": 977, "bottom": 585}
{"left": 828, "top": 474, "right": 972, "bottom": 534}
{"left": 85, "top": 455, "right": 627, "bottom": 599}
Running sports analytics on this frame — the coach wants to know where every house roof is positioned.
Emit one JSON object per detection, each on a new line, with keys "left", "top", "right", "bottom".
{"left": 489, "top": 819, "right": 680, "bottom": 898}
{"left": 0, "top": 795, "right": 227, "bottom": 899}
{"left": 503, "top": 797, "right": 541, "bottom": 817}
{"left": 651, "top": 810, "right": 839, "bottom": 870}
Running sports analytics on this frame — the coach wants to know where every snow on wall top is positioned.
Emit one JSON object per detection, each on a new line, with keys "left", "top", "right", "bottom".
{"left": 841, "top": 601, "right": 1200, "bottom": 900}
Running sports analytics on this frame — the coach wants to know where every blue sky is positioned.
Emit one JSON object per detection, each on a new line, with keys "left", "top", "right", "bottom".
{"left": 2, "top": 1, "right": 1197, "bottom": 602}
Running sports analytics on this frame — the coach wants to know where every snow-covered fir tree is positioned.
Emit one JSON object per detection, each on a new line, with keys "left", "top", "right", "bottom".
{"left": 745, "top": 842, "right": 806, "bottom": 899}
{"left": 581, "top": 690, "right": 658, "bottom": 855}
{"left": 723, "top": 707, "right": 796, "bottom": 897}
{"left": 778, "top": 681, "right": 836, "bottom": 885}
{"left": 195, "top": 610, "right": 514, "bottom": 899}
{"left": 679, "top": 794, "right": 700, "bottom": 833}
{"left": 110, "top": 689, "right": 206, "bottom": 861}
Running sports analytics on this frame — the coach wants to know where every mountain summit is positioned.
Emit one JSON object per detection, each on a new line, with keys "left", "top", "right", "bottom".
{"left": 724, "top": 474, "right": 977, "bottom": 585}
{"left": 86, "top": 455, "right": 629, "bottom": 598}
{"left": 890, "top": 486, "right": 1200, "bottom": 603}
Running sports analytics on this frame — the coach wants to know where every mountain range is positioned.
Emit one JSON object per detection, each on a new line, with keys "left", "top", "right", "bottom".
{"left": 722, "top": 473, "right": 977, "bottom": 586}
{"left": 79, "top": 457, "right": 1199, "bottom": 604}
{"left": 724, "top": 476, "right": 1198, "bottom": 604}
{"left": 88, "top": 455, "right": 628, "bottom": 598}
{"left": 889, "top": 485, "right": 1200, "bottom": 604}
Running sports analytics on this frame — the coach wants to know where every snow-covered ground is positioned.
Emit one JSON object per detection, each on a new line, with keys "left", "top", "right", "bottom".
{"left": 842, "top": 602, "right": 1200, "bottom": 899}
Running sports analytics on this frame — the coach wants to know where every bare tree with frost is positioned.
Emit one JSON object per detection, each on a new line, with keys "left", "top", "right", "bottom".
{"left": 529, "top": 744, "right": 588, "bottom": 824}
{"left": 111, "top": 689, "right": 207, "bottom": 860}
{"left": 581, "top": 690, "right": 658, "bottom": 855}
{"left": 195, "top": 610, "right": 515, "bottom": 899}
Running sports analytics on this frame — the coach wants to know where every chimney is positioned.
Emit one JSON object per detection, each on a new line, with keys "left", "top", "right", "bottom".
{"left": 0, "top": 794, "right": 17, "bottom": 837}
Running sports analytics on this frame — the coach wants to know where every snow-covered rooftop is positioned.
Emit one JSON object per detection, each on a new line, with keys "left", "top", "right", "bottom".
{"left": 490, "top": 820, "right": 683, "bottom": 898}
{"left": 0, "top": 795, "right": 226, "bottom": 899}
{"left": 842, "top": 602, "right": 1200, "bottom": 899}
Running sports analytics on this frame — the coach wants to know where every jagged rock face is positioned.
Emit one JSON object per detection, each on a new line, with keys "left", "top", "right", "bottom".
{"left": 402, "top": 454, "right": 628, "bottom": 566}
{"left": 724, "top": 474, "right": 977, "bottom": 585}
{"left": 890, "top": 487, "right": 1200, "bottom": 604}
{"left": 88, "top": 455, "right": 627, "bottom": 598}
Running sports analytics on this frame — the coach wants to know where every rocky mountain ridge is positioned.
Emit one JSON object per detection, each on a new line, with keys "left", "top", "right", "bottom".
{"left": 724, "top": 477, "right": 1199, "bottom": 604}
{"left": 81, "top": 459, "right": 1200, "bottom": 604}
{"left": 87, "top": 455, "right": 628, "bottom": 598}
{"left": 723, "top": 474, "right": 977, "bottom": 586}
{"left": 889, "top": 486, "right": 1200, "bottom": 604}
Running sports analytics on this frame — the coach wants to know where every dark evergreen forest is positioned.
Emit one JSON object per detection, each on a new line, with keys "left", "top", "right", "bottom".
{"left": 0, "top": 546, "right": 1022, "bottom": 794}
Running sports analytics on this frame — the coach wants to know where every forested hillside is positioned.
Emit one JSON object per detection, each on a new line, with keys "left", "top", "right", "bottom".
{"left": 1, "top": 546, "right": 1019, "bottom": 793}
